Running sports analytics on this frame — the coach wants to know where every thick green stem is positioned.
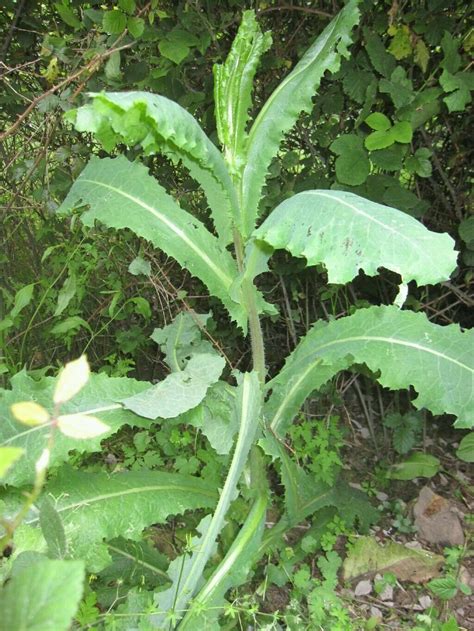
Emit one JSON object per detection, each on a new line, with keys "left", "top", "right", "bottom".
{"left": 233, "top": 228, "right": 266, "bottom": 383}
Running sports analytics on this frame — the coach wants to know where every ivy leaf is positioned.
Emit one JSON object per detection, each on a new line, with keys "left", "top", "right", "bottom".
{"left": 265, "top": 306, "right": 473, "bottom": 436}
{"left": 128, "top": 256, "right": 151, "bottom": 277}
{"left": 330, "top": 134, "right": 370, "bottom": 185}
{"left": 254, "top": 189, "right": 458, "bottom": 286}
{"left": 0, "top": 370, "right": 150, "bottom": 487}
{"left": 122, "top": 354, "right": 225, "bottom": 420}
{"left": 0, "top": 559, "right": 85, "bottom": 631}
{"left": 441, "top": 31, "right": 462, "bottom": 74}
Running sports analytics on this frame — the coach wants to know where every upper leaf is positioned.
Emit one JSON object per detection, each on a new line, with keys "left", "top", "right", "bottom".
{"left": 70, "top": 91, "right": 239, "bottom": 244}
{"left": 266, "top": 305, "right": 473, "bottom": 436}
{"left": 213, "top": 10, "right": 272, "bottom": 176}
{"left": 57, "top": 156, "right": 248, "bottom": 329}
{"left": 254, "top": 190, "right": 458, "bottom": 286}
{"left": 240, "top": 0, "right": 360, "bottom": 236}
{"left": 0, "top": 370, "right": 149, "bottom": 487}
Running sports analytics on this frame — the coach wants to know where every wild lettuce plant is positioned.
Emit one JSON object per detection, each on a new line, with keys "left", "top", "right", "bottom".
{"left": 1, "top": 1, "right": 472, "bottom": 628}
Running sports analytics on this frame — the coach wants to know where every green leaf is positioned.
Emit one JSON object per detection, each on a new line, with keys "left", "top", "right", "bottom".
{"left": 118, "top": 0, "right": 136, "bottom": 15}
{"left": 365, "top": 129, "right": 395, "bottom": 151}
{"left": 127, "top": 16, "right": 144, "bottom": 38}
{"left": 365, "top": 112, "right": 391, "bottom": 131}
{"left": 151, "top": 312, "right": 214, "bottom": 371}
{"left": 128, "top": 256, "right": 151, "bottom": 277}
{"left": 0, "top": 447, "right": 24, "bottom": 479}
{"left": 178, "top": 495, "right": 267, "bottom": 630}
{"left": 458, "top": 216, "right": 474, "bottom": 248}
{"left": 379, "top": 66, "right": 415, "bottom": 108}
{"left": 414, "top": 39, "right": 430, "bottom": 73}
{"left": 240, "top": 0, "right": 360, "bottom": 237}
{"left": 265, "top": 305, "right": 473, "bottom": 436}
{"left": 254, "top": 189, "right": 458, "bottom": 286}
{"left": 182, "top": 381, "right": 237, "bottom": 455}
{"left": 54, "top": 3, "right": 82, "bottom": 29}
{"left": 456, "top": 432, "right": 474, "bottom": 462}
{"left": 39, "top": 497, "right": 67, "bottom": 559}
{"left": 330, "top": 134, "right": 370, "bottom": 185}
{"left": 388, "top": 24, "right": 412, "bottom": 60}
{"left": 391, "top": 121, "right": 413, "bottom": 143}
{"left": 12, "top": 468, "right": 218, "bottom": 572}
{"left": 0, "top": 370, "right": 150, "bottom": 486}
{"left": 428, "top": 576, "right": 459, "bottom": 600}
{"left": 364, "top": 28, "right": 395, "bottom": 77}
{"left": 10, "top": 283, "right": 34, "bottom": 319}
{"left": 50, "top": 315, "right": 92, "bottom": 336}
{"left": 105, "top": 50, "right": 121, "bottom": 80}
{"left": 370, "top": 145, "right": 405, "bottom": 171}
{"left": 102, "top": 10, "right": 127, "bottom": 34}
{"left": 405, "top": 147, "right": 432, "bottom": 178}
{"left": 121, "top": 354, "right": 225, "bottom": 420}
{"left": 0, "top": 559, "right": 85, "bottom": 631}
{"left": 57, "top": 156, "right": 247, "bottom": 329}
{"left": 159, "top": 34, "right": 190, "bottom": 64}
{"left": 153, "top": 372, "right": 262, "bottom": 626}
{"left": 213, "top": 10, "right": 272, "bottom": 176}
{"left": 70, "top": 91, "right": 239, "bottom": 245}
{"left": 389, "top": 453, "right": 441, "bottom": 480}
{"left": 54, "top": 273, "right": 76, "bottom": 317}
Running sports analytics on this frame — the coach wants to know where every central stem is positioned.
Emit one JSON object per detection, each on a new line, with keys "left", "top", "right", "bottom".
{"left": 233, "top": 228, "right": 266, "bottom": 383}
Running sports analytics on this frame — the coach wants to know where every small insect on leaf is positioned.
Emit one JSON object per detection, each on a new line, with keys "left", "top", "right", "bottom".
{"left": 57, "top": 414, "right": 110, "bottom": 439}
{"left": 11, "top": 401, "right": 50, "bottom": 426}
{"left": 53, "top": 355, "right": 90, "bottom": 404}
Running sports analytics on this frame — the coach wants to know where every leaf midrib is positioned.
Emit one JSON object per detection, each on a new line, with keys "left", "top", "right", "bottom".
{"left": 25, "top": 482, "right": 217, "bottom": 526}
{"left": 81, "top": 178, "right": 232, "bottom": 288}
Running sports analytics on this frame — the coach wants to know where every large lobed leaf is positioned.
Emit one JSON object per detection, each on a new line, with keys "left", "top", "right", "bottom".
{"left": 70, "top": 91, "right": 239, "bottom": 244}
{"left": 254, "top": 190, "right": 458, "bottom": 285}
{"left": 5, "top": 467, "right": 218, "bottom": 573}
{"left": 0, "top": 370, "right": 149, "bottom": 487}
{"left": 213, "top": 10, "right": 272, "bottom": 176}
{"left": 57, "top": 156, "right": 248, "bottom": 329}
{"left": 240, "top": 0, "right": 360, "bottom": 236}
{"left": 266, "top": 305, "right": 473, "bottom": 436}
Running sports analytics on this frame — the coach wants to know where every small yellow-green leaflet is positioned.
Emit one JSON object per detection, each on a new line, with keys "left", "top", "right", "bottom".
{"left": 53, "top": 355, "right": 90, "bottom": 404}
{"left": 0, "top": 447, "right": 24, "bottom": 478}
{"left": 10, "top": 401, "right": 50, "bottom": 426}
{"left": 57, "top": 413, "right": 110, "bottom": 439}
